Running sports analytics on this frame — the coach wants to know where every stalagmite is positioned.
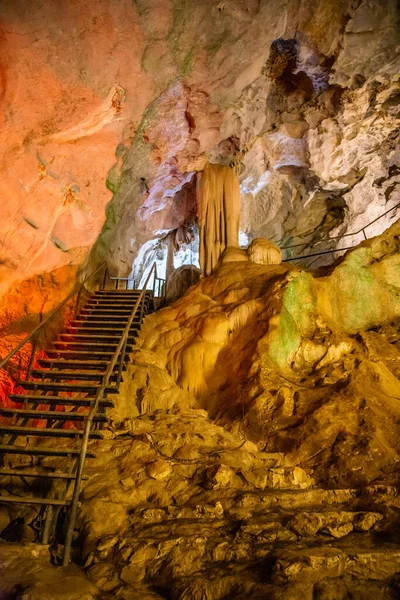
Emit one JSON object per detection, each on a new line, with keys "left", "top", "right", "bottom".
{"left": 197, "top": 163, "right": 241, "bottom": 276}
{"left": 248, "top": 238, "right": 282, "bottom": 265}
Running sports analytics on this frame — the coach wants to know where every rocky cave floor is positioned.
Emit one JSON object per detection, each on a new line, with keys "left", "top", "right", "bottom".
{"left": 1, "top": 405, "right": 400, "bottom": 600}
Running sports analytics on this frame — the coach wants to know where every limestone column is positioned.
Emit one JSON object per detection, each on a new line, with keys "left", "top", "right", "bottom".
{"left": 197, "top": 162, "right": 240, "bottom": 276}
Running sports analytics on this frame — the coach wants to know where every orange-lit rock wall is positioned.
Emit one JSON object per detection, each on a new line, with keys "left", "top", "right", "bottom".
{"left": 0, "top": 265, "right": 78, "bottom": 409}
{"left": 0, "top": 1, "right": 152, "bottom": 299}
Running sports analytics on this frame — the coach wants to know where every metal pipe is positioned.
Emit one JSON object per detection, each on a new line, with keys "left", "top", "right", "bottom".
{"left": 62, "top": 262, "right": 157, "bottom": 566}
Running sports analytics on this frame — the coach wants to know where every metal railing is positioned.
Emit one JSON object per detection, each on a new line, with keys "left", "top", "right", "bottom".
{"left": 0, "top": 258, "right": 164, "bottom": 565}
{"left": 62, "top": 261, "right": 159, "bottom": 565}
{"left": 104, "top": 264, "right": 166, "bottom": 300}
{"left": 279, "top": 202, "right": 400, "bottom": 264}
{"left": 108, "top": 276, "right": 136, "bottom": 290}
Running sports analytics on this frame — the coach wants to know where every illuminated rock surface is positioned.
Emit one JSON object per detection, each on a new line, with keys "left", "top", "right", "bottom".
{"left": 0, "top": 0, "right": 400, "bottom": 597}
{"left": 136, "top": 220, "right": 400, "bottom": 486}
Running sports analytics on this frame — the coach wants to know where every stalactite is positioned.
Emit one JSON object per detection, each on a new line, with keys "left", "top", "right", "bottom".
{"left": 197, "top": 163, "right": 241, "bottom": 276}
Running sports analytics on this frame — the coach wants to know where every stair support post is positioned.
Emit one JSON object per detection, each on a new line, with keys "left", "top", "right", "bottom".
{"left": 26, "top": 332, "right": 38, "bottom": 381}
{"left": 116, "top": 339, "right": 127, "bottom": 388}
{"left": 42, "top": 504, "right": 54, "bottom": 544}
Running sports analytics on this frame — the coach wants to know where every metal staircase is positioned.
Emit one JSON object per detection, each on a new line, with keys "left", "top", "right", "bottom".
{"left": 0, "top": 263, "right": 163, "bottom": 564}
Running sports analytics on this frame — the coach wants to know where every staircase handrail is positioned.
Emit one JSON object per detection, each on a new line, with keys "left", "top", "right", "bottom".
{"left": 0, "top": 262, "right": 107, "bottom": 373}
{"left": 105, "top": 267, "right": 166, "bottom": 298}
{"left": 62, "top": 261, "right": 158, "bottom": 565}
{"left": 279, "top": 201, "right": 400, "bottom": 253}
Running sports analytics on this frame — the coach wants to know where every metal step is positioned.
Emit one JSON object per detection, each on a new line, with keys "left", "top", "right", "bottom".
{"left": 86, "top": 295, "right": 149, "bottom": 301}
{"left": 0, "top": 407, "right": 106, "bottom": 422}
{"left": 68, "top": 325, "right": 138, "bottom": 332}
{"left": 17, "top": 381, "right": 118, "bottom": 394}
{"left": 0, "top": 495, "right": 71, "bottom": 506}
{"left": 53, "top": 340, "right": 120, "bottom": 347}
{"left": 37, "top": 359, "right": 112, "bottom": 370}
{"left": 70, "top": 319, "right": 140, "bottom": 327}
{"left": 0, "top": 425, "right": 101, "bottom": 439}
{"left": 45, "top": 349, "right": 117, "bottom": 359}
{"left": 70, "top": 323, "right": 138, "bottom": 332}
{"left": 93, "top": 298, "right": 144, "bottom": 302}
{"left": 29, "top": 369, "right": 117, "bottom": 382}
{"left": 37, "top": 358, "right": 127, "bottom": 371}
{"left": 0, "top": 469, "right": 88, "bottom": 480}
{"left": 51, "top": 344, "right": 132, "bottom": 355}
{"left": 8, "top": 394, "right": 113, "bottom": 408}
{"left": 52, "top": 341, "right": 127, "bottom": 351}
{"left": 82, "top": 303, "right": 142, "bottom": 309}
{"left": 0, "top": 444, "right": 96, "bottom": 457}
{"left": 94, "top": 289, "right": 148, "bottom": 296}
{"left": 92, "top": 297, "right": 143, "bottom": 302}
{"left": 80, "top": 309, "right": 137, "bottom": 315}
{"left": 59, "top": 333, "right": 136, "bottom": 342}
{"left": 75, "top": 315, "right": 135, "bottom": 322}
{"left": 86, "top": 297, "right": 146, "bottom": 303}
{"left": 66, "top": 327, "right": 138, "bottom": 338}
{"left": 93, "top": 298, "right": 152, "bottom": 304}
{"left": 80, "top": 307, "right": 143, "bottom": 313}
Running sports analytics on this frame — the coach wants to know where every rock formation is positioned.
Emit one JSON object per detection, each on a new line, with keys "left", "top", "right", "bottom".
{"left": 0, "top": 0, "right": 400, "bottom": 598}
{"left": 136, "top": 220, "right": 400, "bottom": 487}
{"left": 165, "top": 265, "right": 202, "bottom": 304}
{"left": 248, "top": 238, "right": 282, "bottom": 265}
